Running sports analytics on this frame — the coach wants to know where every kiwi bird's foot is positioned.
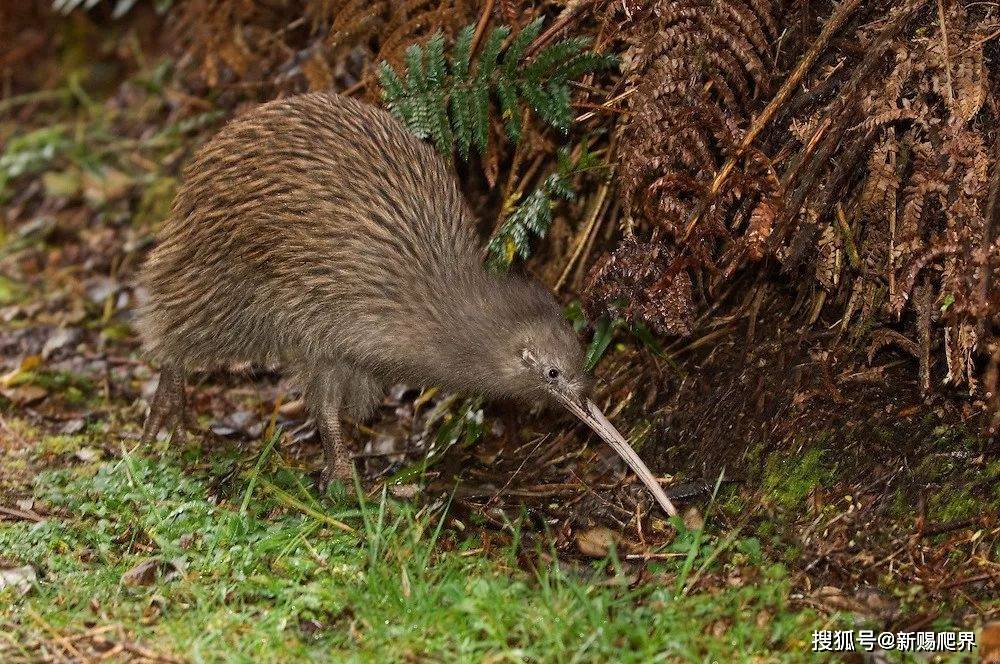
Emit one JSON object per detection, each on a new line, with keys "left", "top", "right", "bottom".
{"left": 140, "top": 364, "right": 189, "bottom": 445}
{"left": 317, "top": 458, "right": 354, "bottom": 492}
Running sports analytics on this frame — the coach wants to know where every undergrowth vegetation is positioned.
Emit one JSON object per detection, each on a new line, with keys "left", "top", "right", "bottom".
{"left": 1, "top": 444, "right": 830, "bottom": 661}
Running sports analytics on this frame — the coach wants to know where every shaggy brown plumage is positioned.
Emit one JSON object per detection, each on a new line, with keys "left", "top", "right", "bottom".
{"left": 138, "top": 91, "right": 586, "bottom": 484}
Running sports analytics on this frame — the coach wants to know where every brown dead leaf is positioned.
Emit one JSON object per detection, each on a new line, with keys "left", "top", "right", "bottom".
{"left": 122, "top": 558, "right": 159, "bottom": 587}
{"left": 576, "top": 527, "right": 621, "bottom": 557}
{"left": 42, "top": 168, "right": 82, "bottom": 198}
{"left": 809, "top": 585, "right": 896, "bottom": 619}
{"left": 682, "top": 506, "right": 704, "bottom": 530}
{"left": 1, "top": 354, "right": 41, "bottom": 386}
{"left": 82, "top": 167, "right": 132, "bottom": 206}
{"left": 2, "top": 384, "right": 48, "bottom": 406}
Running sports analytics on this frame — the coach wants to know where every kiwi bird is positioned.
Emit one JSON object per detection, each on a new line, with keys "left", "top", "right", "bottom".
{"left": 137, "top": 92, "right": 677, "bottom": 517}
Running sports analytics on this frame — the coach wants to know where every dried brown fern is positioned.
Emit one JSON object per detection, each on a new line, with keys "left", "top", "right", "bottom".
{"left": 589, "top": 0, "right": 778, "bottom": 324}
{"left": 589, "top": 0, "right": 1000, "bottom": 416}
{"left": 168, "top": 0, "right": 479, "bottom": 97}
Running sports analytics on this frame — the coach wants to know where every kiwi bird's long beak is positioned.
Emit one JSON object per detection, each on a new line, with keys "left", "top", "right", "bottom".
{"left": 559, "top": 396, "right": 679, "bottom": 517}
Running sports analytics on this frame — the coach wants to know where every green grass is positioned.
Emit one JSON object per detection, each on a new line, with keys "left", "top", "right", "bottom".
{"left": 0, "top": 444, "right": 833, "bottom": 662}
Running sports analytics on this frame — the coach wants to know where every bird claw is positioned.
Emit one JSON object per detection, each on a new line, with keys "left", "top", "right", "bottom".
{"left": 317, "top": 460, "right": 353, "bottom": 492}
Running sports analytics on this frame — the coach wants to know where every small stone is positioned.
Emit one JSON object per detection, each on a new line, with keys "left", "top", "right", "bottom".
{"left": 61, "top": 418, "right": 86, "bottom": 435}
{"left": 75, "top": 447, "right": 102, "bottom": 462}
{"left": 41, "top": 327, "right": 80, "bottom": 359}
{"left": 390, "top": 484, "right": 419, "bottom": 499}
{"left": 0, "top": 566, "right": 36, "bottom": 595}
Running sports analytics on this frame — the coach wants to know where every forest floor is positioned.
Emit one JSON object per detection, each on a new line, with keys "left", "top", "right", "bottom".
{"left": 1, "top": 7, "right": 998, "bottom": 663}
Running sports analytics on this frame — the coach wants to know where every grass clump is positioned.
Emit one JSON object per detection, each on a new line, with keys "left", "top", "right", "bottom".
{"left": 0, "top": 449, "right": 833, "bottom": 662}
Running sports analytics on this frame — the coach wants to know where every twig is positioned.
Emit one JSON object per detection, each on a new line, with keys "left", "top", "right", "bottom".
{"left": 0, "top": 505, "right": 45, "bottom": 522}
{"left": 936, "top": 0, "right": 954, "bottom": 104}
{"left": 919, "top": 517, "right": 978, "bottom": 538}
{"left": 341, "top": 79, "right": 366, "bottom": 96}
{"left": 681, "top": 0, "right": 866, "bottom": 242}
{"left": 490, "top": 435, "right": 548, "bottom": 502}
{"left": 121, "top": 640, "right": 185, "bottom": 663}
{"left": 524, "top": 1, "right": 589, "bottom": 59}
{"left": 555, "top": 181, "right": 611, "bottom": 291}
{"left": 940, "top": 572, "right": 999, "bottom": 590}
{"left": 470, "top": 0, "right": 497, "bottom": 55}
{"left": 574, "top": 87, "right": 637, "bottom": 123}
{"left": 25, "top": 608, "right": 81, "bottom": 663}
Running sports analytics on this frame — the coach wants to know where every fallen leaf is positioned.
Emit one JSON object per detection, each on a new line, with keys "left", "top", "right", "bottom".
{"left": 576, "top": 527, "right": 620, "bottom": 557}
{"left": 82, "top": 167, "right": 132, "bottom": 206}
{"left": 122, "top": 558, "right": 159, "bottom": 587}
{"left": 42, "top": 168, "right": 81, "bottom": 198}
{"left": 2, "top": 384, "right": 48, "bottom": 406}
{"left": 1, "top": 354, "right": 42, "bottom": 387}
{"left": 400, "top": 566, "right": 411, "bottom": 598}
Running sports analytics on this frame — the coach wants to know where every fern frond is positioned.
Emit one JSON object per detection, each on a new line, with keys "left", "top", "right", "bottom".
{"left": 450, "top": 24, "right": 475, "bottom": 79}
{"left": 378, "top": 19, "right": 617, "bottom": 158}
{"left": 524, "top": 37, "right": 591, "bottom": 80}
{"left": 503, "top": 16, "right": 545, "bottom": 75}
{"left": 485, "top": 146, "right": 601, "bottom": 271}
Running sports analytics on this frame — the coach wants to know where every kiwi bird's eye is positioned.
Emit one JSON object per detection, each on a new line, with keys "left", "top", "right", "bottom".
{"left": 547, "top": 367, "right": 560, "bottom": 380}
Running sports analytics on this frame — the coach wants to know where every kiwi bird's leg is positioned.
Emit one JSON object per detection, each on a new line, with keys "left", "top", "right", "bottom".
{"left": 140, "top": 363, "right": 188, "bottom": 444}
{"left": 307, "top": 373, "right": 354, "bottom": 489}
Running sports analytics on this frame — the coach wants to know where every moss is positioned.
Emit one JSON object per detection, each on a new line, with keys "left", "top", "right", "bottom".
{"left": 929, "top": 487, "right": 978, "bottom": 522}
{"left": 886, "top": 488, "right": 914, "bottom": 521}
{"left": 761, "top": 447, "right": 832, "bottom": 509}
{"left": 37, "top": 434, "right": 90, "bottom": 457}
{"left": 718, "top": 488, "right": 747, "bottom": 519}
{"left": 0, "top": 274, "right": 26, "bottom": 305}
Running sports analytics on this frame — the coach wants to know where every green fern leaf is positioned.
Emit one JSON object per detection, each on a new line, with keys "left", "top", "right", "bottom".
{"left": 544, "top": 82, "right": 572, "bottom": 133}
{"left": 378, "top": 20, "right": 612, "bottom": 159}
{"left": 474, "top": 25, "right": 511, "bottom": 85}
{"left": 426, "top": 33, "right": 447, "bottom": 88}
{"left": 451, "top": 25, "right": 475, "bottom": 79}
{"left": 503, "top": 16, "right": 545, "bottom": 76}
{"left": 471, "top": 83, "right": 490, "bottom": 153}
{"left": 450, "top": 87, "right": 473, "bottom": 159}
{"left": 495, "top": 75, "right": 521, "bottom": 143}
{"left": 525, "top": 37, "right": 590, "bottom": 80}
{"left": 404, "top": 43, "right": 427, "bottom": 92}
{"left": 551, "top": 51, "right": 618, "bottom": 81}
